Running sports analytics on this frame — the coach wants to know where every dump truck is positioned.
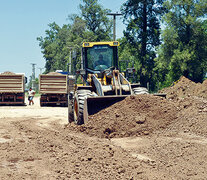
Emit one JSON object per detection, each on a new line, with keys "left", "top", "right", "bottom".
{"left": 39, "top": 73, "right": 68, "bottom": 106}
{"left": 0, "top": 72, "right": 26, "bottom": 105}
{"left": 68, "top": 41, "right": 166, "bottom": 125}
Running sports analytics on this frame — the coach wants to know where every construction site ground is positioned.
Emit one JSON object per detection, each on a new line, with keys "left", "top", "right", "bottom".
{"left": 0, "top": 76, "right": 207, "bottom": 179}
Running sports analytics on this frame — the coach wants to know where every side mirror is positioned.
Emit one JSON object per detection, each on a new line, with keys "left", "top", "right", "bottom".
{"left": 76, "top": 69, "right": 86, "bottom": 75}
{"left": 126, "top": 68, "right": 136, "bottom": 74}
{"left": 25, "top": 77, "right": 28, "bottom": 84}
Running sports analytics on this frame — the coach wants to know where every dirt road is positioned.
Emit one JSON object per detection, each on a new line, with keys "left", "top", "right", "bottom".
{"left": 0, "top": 94, "right": 207, "bottom": 179}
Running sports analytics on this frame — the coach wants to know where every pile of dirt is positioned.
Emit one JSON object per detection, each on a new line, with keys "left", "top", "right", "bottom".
{"left": 160, "top": 76, "right": 197, "bottom": 100}
{"left": 69, "top": 94, "right": 178, "bottom": 138}
{"left": 196, "top": 79, "right": 207, "bottom": 99}
{"left": 156, "top": 76, "right": 207, "bottom": 136}
{"left": 47, "top": 72, "right": 62, "bottom": 75}
{"left": 163, "top": 96, "right": 207, "bottom": 137}
{"left": 66, "top": 76, "right": 207, "bottom": 139}
{"left": 160, "top": 76, "right": 207, "bottom": 100}
{"left": 0, "top": 71, "right": 16, "bottom": 75}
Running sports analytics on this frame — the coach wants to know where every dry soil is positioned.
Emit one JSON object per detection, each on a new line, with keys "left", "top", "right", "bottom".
{"left": 1, "top": 77, "right": 207, "bottom": 179}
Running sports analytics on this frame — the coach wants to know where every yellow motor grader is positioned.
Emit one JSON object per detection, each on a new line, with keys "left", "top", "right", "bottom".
{"left": 68, "top": 41, "right": 160, "bottom": 125}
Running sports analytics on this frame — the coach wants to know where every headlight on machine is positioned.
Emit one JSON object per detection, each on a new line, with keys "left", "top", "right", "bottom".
{"left": 84, "top": 43, "right": 90, "bottom": 47}
{"left": 113, "top": 42, "right": 119, "bottom": 46}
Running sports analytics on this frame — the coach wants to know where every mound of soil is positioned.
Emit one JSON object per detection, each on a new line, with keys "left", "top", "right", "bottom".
{"left": 160, "top": 76, "right": 197, "bottom": 100}
{"left": 197, "top": 79, "right": 207, "bottom": 99}
{"left": 67, "top": 76, "right": 207, "bottom": 139}
{"left": 157, "top": 76, "right": 207, "bottom": 136}
{"left": 70, "top": 94, "right": 178, "bottom": 138}
{"left": 47, "top": 72, "right": 62, "bottom": 75}
{"left": 0, "top": 71, "right": 16, "bottom": 75}
{"left": 164, "top": 96, "right": 207, "bottom": 137}
{"left": 161, "top": 76, "right": 207, "bottom": 100}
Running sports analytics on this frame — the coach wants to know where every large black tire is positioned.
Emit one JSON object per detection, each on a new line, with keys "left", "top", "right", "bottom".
{"left": 68, "top": 111, "right": 74, "bottom": 123}
{"left": 68, "top": 92, "right": 74, "bottom": 123}
{"left": 73, "top": 90, "right": 92, "bottom": 125}
{"left": 40, "top": 102, "right": 45, "bottom": 107}
{"left": 68, "top": 102, "right": 74, "bottom": 123}
{"left": 133, "top": 87, "right": 149, "bottom": 95}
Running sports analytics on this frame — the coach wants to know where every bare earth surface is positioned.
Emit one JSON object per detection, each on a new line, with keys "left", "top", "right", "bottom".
{"left": 1, "top": 77, "right": 207, "bottom": 179}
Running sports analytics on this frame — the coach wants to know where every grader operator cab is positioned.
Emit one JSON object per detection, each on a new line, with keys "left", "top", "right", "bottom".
{"left": 68, "top": 41, "right": 149, "bottom": 125}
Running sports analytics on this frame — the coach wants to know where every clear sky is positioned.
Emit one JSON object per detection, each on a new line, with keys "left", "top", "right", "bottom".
{"left": 0, "top": 0, "right": 125, "bottom": 78}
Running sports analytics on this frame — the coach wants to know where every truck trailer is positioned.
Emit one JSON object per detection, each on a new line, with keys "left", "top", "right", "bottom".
{"left": 39, "top": 73, "right": 68, "bottom": 106}
{"left": 0, "top": 72, "right": 25, "bottom": 105}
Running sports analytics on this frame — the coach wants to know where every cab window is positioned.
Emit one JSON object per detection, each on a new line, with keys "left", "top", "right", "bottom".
{"left": 86, "top": 45, "right": 114, "bottom": 71}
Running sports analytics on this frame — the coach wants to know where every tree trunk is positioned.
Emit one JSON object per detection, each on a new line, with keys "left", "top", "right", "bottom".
{"left": 140, "top": 1, "right": 148, "bottom": 87}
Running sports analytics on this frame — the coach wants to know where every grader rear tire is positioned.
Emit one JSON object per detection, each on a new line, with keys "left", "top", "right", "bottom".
{"left": 73, "top": 90, "right": 92, "bottom": 125}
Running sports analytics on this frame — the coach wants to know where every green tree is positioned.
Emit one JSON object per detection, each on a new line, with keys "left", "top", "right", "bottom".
{"left": 79, "top": 0, "right": 112, "bottom": 41}
{"left": 37, "top": 1, "right": 113, "bottom": 73}
{"left": 37, "top": 16, "right": 96, "bottom": 73}
{"left": 65, "top": 14, "right": 96, "bottom": 73}
{"left": 121, "top": 0, "right": 165, "bottom": 89}
{"left": 156, "top": 0, "right": 207, "bottom": 85}
{"left": 37, "top": 22, "right": 61, "bottom": 73}
{"left": 118, "top": 37, "right": 139, "bottom": 77}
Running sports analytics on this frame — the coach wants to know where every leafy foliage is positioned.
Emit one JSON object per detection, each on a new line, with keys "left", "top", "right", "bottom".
{"left": 79, "top": 0, "right": 112, "bottom": 41}
{"left": 38, "top": 0, "right": 207, "bottom": 91}
{"left": 37, "top": 1, "right": 112, "bottom": 74}
{"left": 155, "top": 0, "right": 207, "bottom": 86}
{"left": 121, "top": 0, "right": 165, "bottom": 89}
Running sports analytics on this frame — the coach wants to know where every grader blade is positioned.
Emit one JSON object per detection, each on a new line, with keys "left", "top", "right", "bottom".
{"left": 83, "top": 95, "right": 128, "bottom": 123}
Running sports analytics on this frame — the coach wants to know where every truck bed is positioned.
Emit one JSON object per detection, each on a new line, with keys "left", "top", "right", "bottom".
{"left": 39, "top": 74, "right": 68, "bottom": 94}
{"left": 0, "top": 74, "right": 24, "bottom": 93}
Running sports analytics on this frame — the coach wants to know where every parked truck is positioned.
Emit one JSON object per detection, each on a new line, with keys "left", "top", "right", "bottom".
{"left": 0, "top": 72, "right": 25, "bottom": 105}
{"left": 39, "top": 73, "right": 68, "bottom": 106}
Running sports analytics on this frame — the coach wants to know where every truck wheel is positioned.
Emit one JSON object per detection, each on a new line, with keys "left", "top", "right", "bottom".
{"left": 133, "top": 87, "right": 149, "bottom": 95}
{"left": 73, "top": 90, "right": 92, "bottom": 125}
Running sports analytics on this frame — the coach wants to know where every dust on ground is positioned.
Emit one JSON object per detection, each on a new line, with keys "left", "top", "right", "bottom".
{"left": 0, "top": 97, "right": 154, "bottom": 179}
{"left": 1, "top": 76, "right": 207, "bottom": 179}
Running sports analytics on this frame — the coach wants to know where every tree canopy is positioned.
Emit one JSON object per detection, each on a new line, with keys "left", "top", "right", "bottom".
{"left": 37, "top": 0, "right": 112, "bottom": 74}
{"left": 79, "top": 0, "right": 112, "bottom": 41}
{"left": 121, "top": 0, "right": 166, "bottom": 89}
{"left": 38, "top": 0, "right": 207, "bottom": 91}
{"left": 155, "top": 0, "right": 207, "bottom": 87}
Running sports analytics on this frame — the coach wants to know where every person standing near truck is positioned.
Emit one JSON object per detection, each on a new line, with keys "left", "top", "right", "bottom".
{"left": 28, "top": 87, "right": 35, "bottom": 105}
